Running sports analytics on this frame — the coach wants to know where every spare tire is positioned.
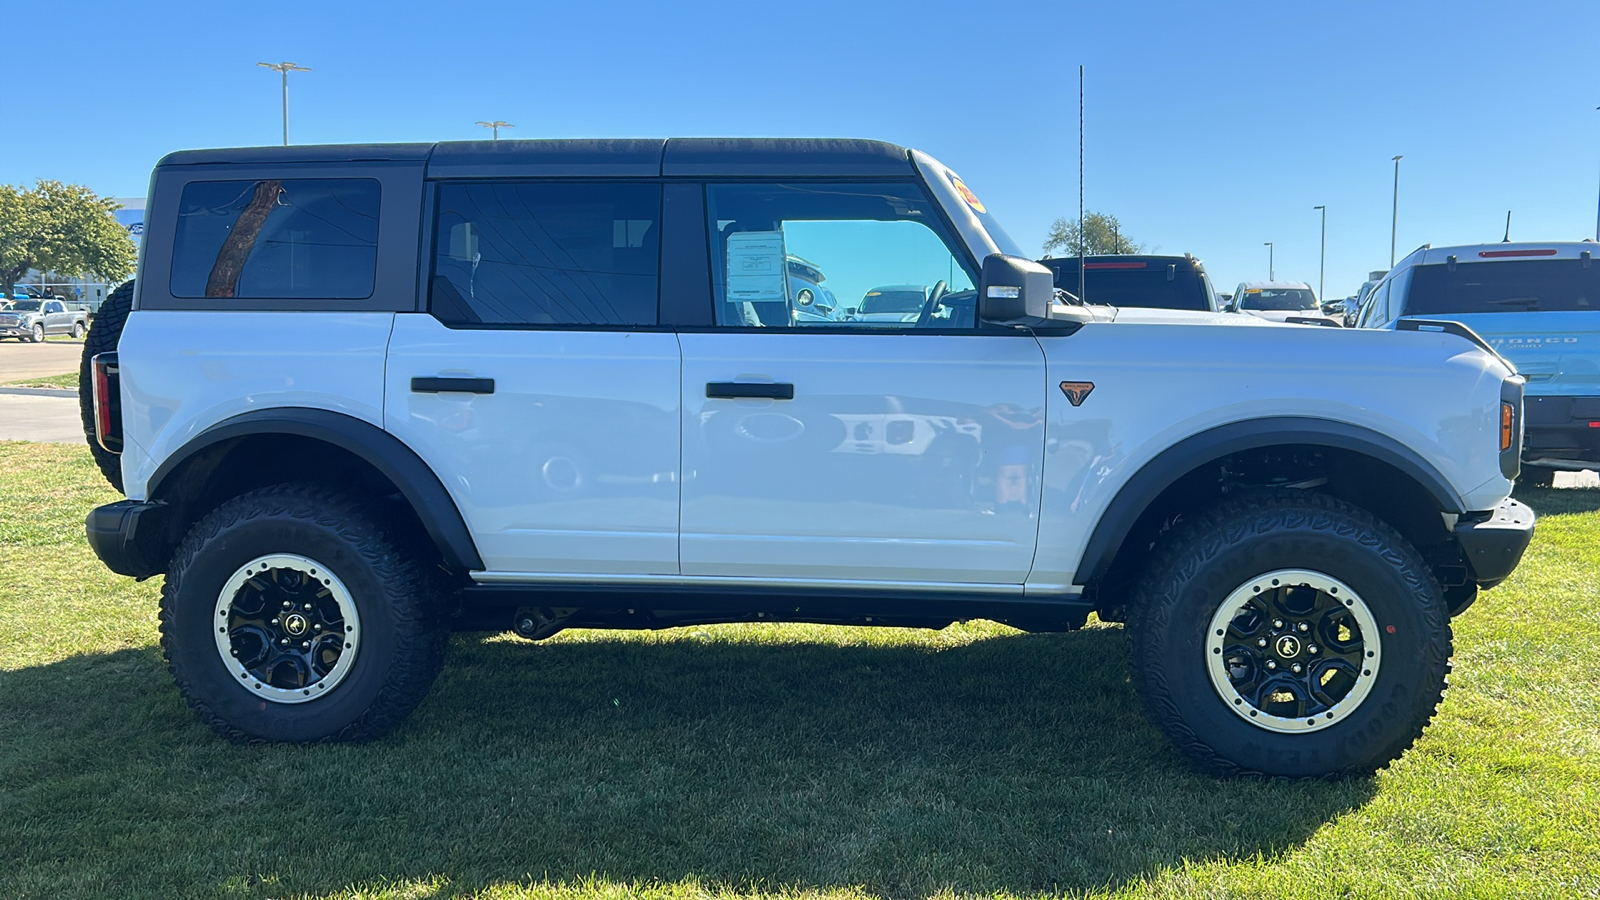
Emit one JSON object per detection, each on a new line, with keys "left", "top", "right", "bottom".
{"left": 80, "top": 280, "right": 134, "bottom": 494}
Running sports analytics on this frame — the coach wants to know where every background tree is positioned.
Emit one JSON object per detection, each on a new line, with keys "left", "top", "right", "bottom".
{"left": 1042, "top": 211, "right": 1143, "bottom": 257}
{"left": 0, "top": 181, "right": 137, "bottom": 289}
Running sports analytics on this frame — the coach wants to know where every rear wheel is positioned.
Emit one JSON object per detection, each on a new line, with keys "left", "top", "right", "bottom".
{"left": 1127, "top": 490, "right": 1451, "bottom": 777}
{"left": 79, "top": 280, "right": 133, "bottom": 493}
{"left": 160, "top": 483, "right": 447, "bottom": 743}
{"left": 70, "top": 322, "right": 84, "bottom": 339}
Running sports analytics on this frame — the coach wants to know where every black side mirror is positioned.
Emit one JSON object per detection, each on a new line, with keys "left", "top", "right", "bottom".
{"left": 980, "top": 254, "right": 1086, "bottom": 327}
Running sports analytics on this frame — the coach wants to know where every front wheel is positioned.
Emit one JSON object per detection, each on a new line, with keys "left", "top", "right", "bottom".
{"left": 1127, "top": 491, "right": 1451, "bottom": 777}
{"left": 28, "top": 323, "right": 44, "bottom": 343}
{"left": 160, "top": 483, "right": 447, "bottom": 743}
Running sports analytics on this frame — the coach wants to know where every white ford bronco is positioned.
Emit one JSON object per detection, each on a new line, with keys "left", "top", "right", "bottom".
{"left": 83, "top": 139, "right": 1533, "bottom": 777}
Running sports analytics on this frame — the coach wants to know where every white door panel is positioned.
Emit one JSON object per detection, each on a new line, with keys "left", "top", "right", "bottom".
{"left": 680, "top": 332, "right": 1046, "bottom": 583}
{"left": 385, "top": 314, "right": 680, "bottom": 575}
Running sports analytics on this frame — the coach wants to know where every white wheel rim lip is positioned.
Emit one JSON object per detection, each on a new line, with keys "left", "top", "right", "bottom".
{"left": 212, "top": 553, "right": 362, "bottom": 705}
{"left": 1204, "top": 568, "right": 1382, "bottom": 734}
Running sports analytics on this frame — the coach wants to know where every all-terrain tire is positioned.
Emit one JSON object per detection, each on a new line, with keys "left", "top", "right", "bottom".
{"left": 1126, "top": 490, "right": 1451, "bottom": 778}
{"left": 159, "top": 483, "right": 448, "bottom": 743}
{"left": 79, "top": 280, "right": 133, "bottom": 493}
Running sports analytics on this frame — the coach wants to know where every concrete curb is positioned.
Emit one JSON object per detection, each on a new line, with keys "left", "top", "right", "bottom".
{"left": 0, "top": 387, "right": 78, "bottom": 398}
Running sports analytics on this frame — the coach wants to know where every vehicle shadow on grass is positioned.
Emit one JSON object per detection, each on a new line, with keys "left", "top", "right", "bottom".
{"left": 0, "top": 628, "right": 1378, "bottom": 899}
{"left": 1515, "top": 484, "right": 1600, "bottom": 517}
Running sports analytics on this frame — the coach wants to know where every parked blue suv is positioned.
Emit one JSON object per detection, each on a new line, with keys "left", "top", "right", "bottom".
{"left": 1355, "top": 241, "right": 1599, "bottom": 485}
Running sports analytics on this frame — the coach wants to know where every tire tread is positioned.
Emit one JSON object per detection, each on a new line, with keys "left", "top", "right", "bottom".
{"left": 1125, "top": 489, "right": 1452, "bottom": 778}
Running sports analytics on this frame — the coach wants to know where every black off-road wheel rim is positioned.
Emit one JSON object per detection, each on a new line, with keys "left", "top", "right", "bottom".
{"left": 212, "top": 554, "right": 363, "bottom": 704}
{"left": 1205, "top": 568, "right": 1383, "bottom": 733}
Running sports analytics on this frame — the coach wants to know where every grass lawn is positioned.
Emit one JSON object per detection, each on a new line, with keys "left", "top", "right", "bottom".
{"left": 1, "top": 441, "right": 1596, "bottom": 899}
{"left": 1, "top": 371, "right": 79, "bottom": 390}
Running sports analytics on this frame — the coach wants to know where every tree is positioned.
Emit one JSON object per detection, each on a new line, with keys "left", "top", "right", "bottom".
{"left": 0, "top": 180, "right": 137, "bottom": 289}
{"left": 1042, "top": 211, "right": 1143, "bottom": 257}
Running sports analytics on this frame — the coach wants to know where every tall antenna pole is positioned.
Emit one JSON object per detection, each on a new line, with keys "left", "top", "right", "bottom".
{"left": 1078, "top": 64, "right": 1086, "bottom": 305}
{"left": 1314, "top": 205, "right": 1326, "bottom": 302}
{"left": 1390, "top": 155, "right": 1403, "bottom": 267}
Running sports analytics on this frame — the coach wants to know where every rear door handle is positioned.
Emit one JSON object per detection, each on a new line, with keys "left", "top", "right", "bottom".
{"left": 412, "top": 376, "right": 495, "bottom": 394}
{"left": 706, "top": 382, "right": 794, "bottom": 400}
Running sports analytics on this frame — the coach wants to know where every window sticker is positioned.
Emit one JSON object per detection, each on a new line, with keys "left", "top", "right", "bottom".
{"left": 947, "top": 172, "right": 987, "bottom": 214}
{"left": 726, "top": 231, "right": 790, "bottom": 302}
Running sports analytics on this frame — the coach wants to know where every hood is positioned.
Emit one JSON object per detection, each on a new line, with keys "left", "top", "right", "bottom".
{"left": 1240, "top": 309, "right": 1340, "bottom": 324}
{"left": 1110, "top": 307, "right": 1281, "bottom": 327}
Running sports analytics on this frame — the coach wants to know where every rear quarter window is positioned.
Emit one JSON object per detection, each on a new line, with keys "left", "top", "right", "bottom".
{"left": 1405, "top": 259, "right": 1600, "bottom": 315}
{"left": 169, "top": 179, "right": 380, "bottom": 300}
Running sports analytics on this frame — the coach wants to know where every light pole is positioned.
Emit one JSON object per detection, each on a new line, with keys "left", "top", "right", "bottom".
{"left": 1264, "top": 242, "right": 1274, "bottom": 281}
{"left": 1313, "top": 205, "right": 1326, "bottom": 302}
{"left": 476, "top": 121, "right": 514, "bottom": 140}
{"left": 1390, "top": 155, "right": 1403, "bottom": 267}
{"left": 257, "top": 62, "right": 311, "bottom": 146}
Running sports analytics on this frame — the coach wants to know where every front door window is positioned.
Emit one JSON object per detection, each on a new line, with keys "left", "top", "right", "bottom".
{"left": 706, "top": 183, "right": 976, "bottom": 329}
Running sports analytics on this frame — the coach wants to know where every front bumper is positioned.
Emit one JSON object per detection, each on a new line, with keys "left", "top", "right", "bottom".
{"left": 85, "top": 500, "right": 173, "bottom": 579}
{"left": 1453, "top": 498, "right": 1535, "bottom": 589}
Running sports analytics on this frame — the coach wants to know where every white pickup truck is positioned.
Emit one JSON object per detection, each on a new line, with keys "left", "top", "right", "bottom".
{"left": 82, "top": 139, "right": 1532, "bottom": 777}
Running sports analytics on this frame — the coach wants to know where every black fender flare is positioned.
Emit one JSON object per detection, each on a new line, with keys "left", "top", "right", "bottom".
{"left": 1076, "top": 417, "right": 1466, "bottom": 585}
{"left": 149, "top": 407, "right": 484, "bottom": 571}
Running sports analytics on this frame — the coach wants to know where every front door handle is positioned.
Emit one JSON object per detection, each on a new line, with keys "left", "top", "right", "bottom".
{"left": 412, "top": 376, "right": 495, "bottom": 394}
{"left": 706, "top": 382, "right": 794, "bottom": 400}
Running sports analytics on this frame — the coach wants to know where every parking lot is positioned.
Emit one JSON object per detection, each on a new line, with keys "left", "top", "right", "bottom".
{"left": 0, "top": 338, "right": 83, "bottom": 383}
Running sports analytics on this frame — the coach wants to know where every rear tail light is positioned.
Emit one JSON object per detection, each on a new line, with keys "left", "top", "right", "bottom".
{"left": 1500, "top": 402, "right": 1514, "bottom": 451}
{"left": 91, "top": 352, "right": 122, "bottom": 454}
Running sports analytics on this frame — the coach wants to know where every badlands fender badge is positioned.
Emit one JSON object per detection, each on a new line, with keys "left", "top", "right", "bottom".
{"left": 1060, "top": 381, "right": 1095, "bottom": 407}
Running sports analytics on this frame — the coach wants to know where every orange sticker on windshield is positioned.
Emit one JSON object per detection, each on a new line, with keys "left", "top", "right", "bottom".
{"left": 949, "top": 174, "right": 987, "bottom": 214}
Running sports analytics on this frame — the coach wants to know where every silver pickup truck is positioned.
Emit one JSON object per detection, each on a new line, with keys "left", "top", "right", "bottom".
{"left": 0, "top": 297, "right": 89, "bottom": 342}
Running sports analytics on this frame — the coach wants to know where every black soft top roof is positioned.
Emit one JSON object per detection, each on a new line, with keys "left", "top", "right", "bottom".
{"left": 157, "top": 138, "right": 915, "bottom": 178}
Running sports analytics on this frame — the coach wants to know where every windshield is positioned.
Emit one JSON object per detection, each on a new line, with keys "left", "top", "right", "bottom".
{"left": 1405, "top": 259, "right": 1600, "bottom": 314}
{"left": 1240, "top": 289, "right": 1317, "bottom": 311}
{"left": 859, "top": 289, "right": 926, "bottom": 314}
{"left": 10, "top": 300, "right": 41, "bottom": 311}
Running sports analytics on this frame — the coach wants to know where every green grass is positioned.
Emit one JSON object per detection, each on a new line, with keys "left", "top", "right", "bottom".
{"left": 1, "top": 371, "right": 78, "bottom": 390}
{"left": 1, "top": 441, "right": 1597, "bottom": 899}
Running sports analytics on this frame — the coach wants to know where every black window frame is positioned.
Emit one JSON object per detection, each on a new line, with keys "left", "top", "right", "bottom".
{"left": 690, "top": 177, "right": 1004, "bottom": 336}
{"left": 422, "top": 178, "right": 669, "bottom": 332}
{"left": 138, "top": 161, "right": 425, "bottom": 314}
{"left": 167, "top": 177, "right": 384, "bottom": 302}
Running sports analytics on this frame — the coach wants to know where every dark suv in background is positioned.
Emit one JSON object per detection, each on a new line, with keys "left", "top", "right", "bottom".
{"left": 1038, "top": 254, "right": 1219, "bottom": 312}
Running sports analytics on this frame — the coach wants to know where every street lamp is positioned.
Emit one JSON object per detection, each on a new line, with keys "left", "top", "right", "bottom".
{"left": 1313, "top": 205, "right": 1327, "bottom": 303}
{"left": 1264, "top": 242, "right": 1274, "bottom": 281}
{"left": 476, "top": 121, "right": 514, "bottom": 140}
{"left": 1391, "top": 155, "right": 1403, "bottom": 267}
{"left": 257, "top": 62, "right": 311, "bottom": 146}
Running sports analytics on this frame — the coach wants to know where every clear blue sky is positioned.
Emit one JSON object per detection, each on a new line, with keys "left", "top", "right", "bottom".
{"left": 4, "top": 0, "right": 1596, "bottom": 300}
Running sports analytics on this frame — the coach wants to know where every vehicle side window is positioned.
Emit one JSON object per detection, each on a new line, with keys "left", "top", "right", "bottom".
{"left": 45, "top": 301, "right": 63, "bottom": 313}
{"left": 170, "top": 179, "right": 380, "bottom": 300}
{"left": 704, "top": 182, "right": 976, "bottom": 329}
{"left": 429, "top": 182, "right": 661, "bottom": 327}
{"left": 1362, "top": 279, "right": 1391, "bottom": 328}
{"left": 1387, "top": 265, "right": 1414, "bottom": 319}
